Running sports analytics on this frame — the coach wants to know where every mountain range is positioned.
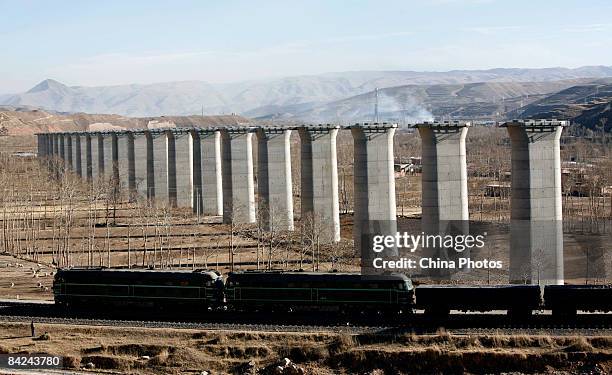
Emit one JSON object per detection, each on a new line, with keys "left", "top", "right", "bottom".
{"left": 2, "top": 66, "right": 612, "bottom": 121}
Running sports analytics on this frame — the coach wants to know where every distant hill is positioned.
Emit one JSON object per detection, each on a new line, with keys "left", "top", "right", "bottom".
{"left": 0, "top": 109, "right": 249, "bottom": 136}
{"left": 511, "top": 79, "right": 612, "bottom": 132}
{"left": 573, "top": 101, "right": 612, "bottom": 132}
{"left": 2, "top": 66, "right": 612, "bottom": 118}
{"left": 260, "top": 79, "right": 593, "bottom": 123}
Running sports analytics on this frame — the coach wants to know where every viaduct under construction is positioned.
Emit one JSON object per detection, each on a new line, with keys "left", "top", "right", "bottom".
{"left": 36, "top": 119, "right": 567, "bottom": 284}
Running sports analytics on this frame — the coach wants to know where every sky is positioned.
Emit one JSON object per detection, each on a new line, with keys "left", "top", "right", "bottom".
{"left": 1, "top": 0, "right": 611, "bottom": 94}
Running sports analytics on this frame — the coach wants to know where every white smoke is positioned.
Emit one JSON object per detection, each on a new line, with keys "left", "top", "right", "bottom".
{"left": 376, "top": 91, "right": 434, "bottom": 126}
{"left": 294, "top": 88, "right": 434, "bottom": 126}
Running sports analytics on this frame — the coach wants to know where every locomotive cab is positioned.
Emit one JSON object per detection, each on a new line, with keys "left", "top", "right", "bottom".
{"left": 53, "top": 268, "right": 224, "bottom": 314}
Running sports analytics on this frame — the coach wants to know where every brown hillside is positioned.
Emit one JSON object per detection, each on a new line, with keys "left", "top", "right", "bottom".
{"left": 0, "top": 109, "right": 250, "bottom": 135}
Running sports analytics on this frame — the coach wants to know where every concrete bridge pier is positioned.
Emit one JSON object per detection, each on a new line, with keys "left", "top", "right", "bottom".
{"left": 149, "top": 129, "right": 170, "bottom": 206}
{"left": 504, "top": 119, "right": 567, "bottom": 285}
{"left": 82, "top": 134, "right": 92, "bottom": 182}
{"left": 416, "top": 121, "right": 470, "bottom": 277}
{"left": 65, "top": 134, "right": 73, "bottom": 170}
{"left": 51, "top": 134, "right": 61, "bottom": 178}
{"left": 256, "top": 127, "right": 294, "bottom": 231}
{"left": 168, "top": 129, "right": 193, "bottom": 208}
{"left": 89, "top": 133, "right": 103, "bottom": 181}
{"left": 59, "top": 134, "right": 66, "bottom": 163}
{"left": 100, "top": 133, "right": 117, "bottom": 186}
{"left": 115, "top": 132, "right": 134, "bottom": 195}
{"left": 48, "top": 134, "right": 58, "bottom": 176}
{"left": 299, "top": 125, "right": 341, "bottom": 243}
{"left": 416, "top": 121, "right": 470, "bottom": 223}
{"left": 129, "top": 130, "right": 149, "bottom": 200}
{"left": 46, "top": 134, "right": 53, "bottom": 160}
{"left": 350, "top": 123, "right": 397, "bottom": 253}
{"left": 192, "top": 129, "right": 223, "bottom": 216}
{"left": 52, "top": 134, "right": 59, "bottom": 157}
{"left": 221, "top": 127, "right": 256, "bottom": 224}
{"left": 72, "top": 134, "right": 83, "bottom": 178}
{"left": 36, "top": 134, "right": 51, "bottom": 173}
{"left": 36, "top": 134, "right": 48, "bottom": 159}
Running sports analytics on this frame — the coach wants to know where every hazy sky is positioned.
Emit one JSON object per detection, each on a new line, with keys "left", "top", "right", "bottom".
{"left": 1, "top": 0, "right": 611, "bottom": 93}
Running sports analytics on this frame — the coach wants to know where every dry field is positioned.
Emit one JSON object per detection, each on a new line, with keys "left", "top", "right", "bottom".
{"left": 0, "top": 254, "right": 54, "bottom": 300}
{"left": 0, "top": 322, "right": 611, "bottom": 374}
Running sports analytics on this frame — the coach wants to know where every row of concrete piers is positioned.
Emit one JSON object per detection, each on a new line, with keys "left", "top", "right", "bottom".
{"left": 37, "top": 119, "right": 567, "bottom": 283}
{"left": 37, "top": 126, "right": 344, "bottom": 241}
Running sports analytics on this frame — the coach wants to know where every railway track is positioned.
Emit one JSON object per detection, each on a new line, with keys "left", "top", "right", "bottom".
{"left": 1, "top": 300, "right": 611, "bottom": 334}
{"left": 1, "top": 314, "right": 611, "bottom": 336}
{"left": 0, "top": 315, "right": 378, "bottom": 334}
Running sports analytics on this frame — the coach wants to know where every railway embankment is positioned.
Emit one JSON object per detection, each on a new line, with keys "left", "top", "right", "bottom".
{"left": 1, "top": 322, "right": 610, "bottom": 374}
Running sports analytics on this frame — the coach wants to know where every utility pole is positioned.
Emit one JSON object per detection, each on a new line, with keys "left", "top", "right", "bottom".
{"left": 374, "top": 88, "right": 379, "bottom": 123}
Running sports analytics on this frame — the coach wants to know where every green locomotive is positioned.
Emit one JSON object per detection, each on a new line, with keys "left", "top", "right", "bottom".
{"left": 225, "top": 271, "right": 414, "bottom": 314}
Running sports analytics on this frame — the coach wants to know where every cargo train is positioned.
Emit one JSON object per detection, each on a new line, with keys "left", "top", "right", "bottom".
{"left": 53, "top": 268, "right": 612, "bottom": 319}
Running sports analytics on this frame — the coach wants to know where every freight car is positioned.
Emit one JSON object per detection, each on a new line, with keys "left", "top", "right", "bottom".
{"left": 415, "top": 284, "right": 542, "bottom": 318}
{"left": 225, "top": 271, "right": 414, "bottom": 314}
{"left": 544, "top": 284, "right": 612, "bottom": 317}
{"left": 53, "top": 268, "right": 223, "bottom": 311}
